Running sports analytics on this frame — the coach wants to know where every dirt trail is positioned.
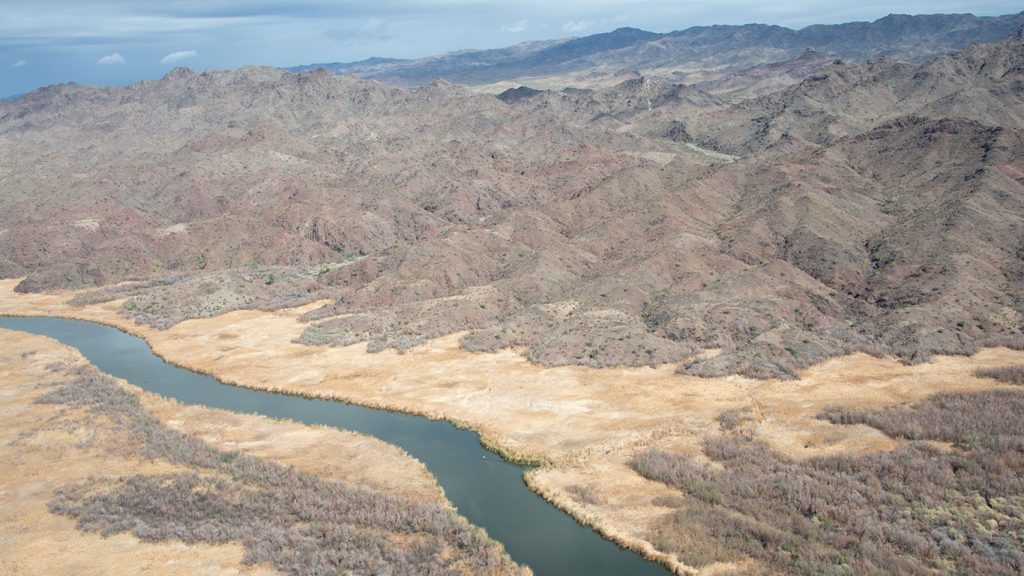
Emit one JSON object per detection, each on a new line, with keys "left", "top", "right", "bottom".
{"left": 2, "top": 278, "right": 1020, "bottom": 575}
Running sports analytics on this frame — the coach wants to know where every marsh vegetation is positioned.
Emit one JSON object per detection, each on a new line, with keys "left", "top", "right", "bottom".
{"left": 632, "top": 389, "right": 1024, "bottom": 575}
{"left": 38, "top": 362, "right": 525, "bottom": 576}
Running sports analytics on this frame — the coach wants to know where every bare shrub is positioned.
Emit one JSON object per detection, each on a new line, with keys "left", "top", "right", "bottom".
{"left": 69, "top": 275, "right": 187, "bottom": 306}
{"left": 39, "top": 365, "right": 525, "bottom": 575}
{"left": 716, "top": 407, "right": 754, "bottom": 431}
{"left": 116, "top": 267, "right": 327, "bottom": 329}
{"left": 818, "top": 389, "right": 1024, "bottom": 443}
{"left": 975, "top": 365, "right": 1024, "bottom": 385}
{"left": 565, "top": 484, "right": 607, "bottom": 506}
{"left": 983, "top": 334, "right": 1024, "bottom": 351}
{"left": 632, "top": 390, "right": 1024, "bottom": 575}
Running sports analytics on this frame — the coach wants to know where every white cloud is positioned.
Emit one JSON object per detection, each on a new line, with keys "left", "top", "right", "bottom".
{"left": 96, "top": 52, "right": 125, "bottom": 65}
{"left": 160, "top": 50, "right": 198, "bottom": 65}
{"left": 13, "top": 59, "right": 27, "bottom": 67}
{"left": 502, "top": 20, "right": 528, "bottom": 33}
{"left": 563, "top": 20, "right": 595, "bottom": 33}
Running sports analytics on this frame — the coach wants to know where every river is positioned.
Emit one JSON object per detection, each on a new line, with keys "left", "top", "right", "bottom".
{"left": 0, "top": 316, "right": 668, "bottom": 576}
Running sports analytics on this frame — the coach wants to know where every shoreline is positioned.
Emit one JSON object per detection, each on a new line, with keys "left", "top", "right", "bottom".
{"left": 0, "top": 328, "right": 462, "bottom": 576}
{"left": 2, "top": 278, "right": 1022, "bottom": 575}
{"left": 0, "top": 310, "right": 685, "bottom": 573}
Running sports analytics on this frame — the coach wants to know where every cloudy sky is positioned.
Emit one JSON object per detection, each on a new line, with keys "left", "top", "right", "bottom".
{"left": 2, "top": 1, "right": 1020, "bottom": 96}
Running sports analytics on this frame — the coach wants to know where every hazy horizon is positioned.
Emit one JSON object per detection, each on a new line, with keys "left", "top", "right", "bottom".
{"left": 3, "top": 1, "right": 1022, "bottom": 97}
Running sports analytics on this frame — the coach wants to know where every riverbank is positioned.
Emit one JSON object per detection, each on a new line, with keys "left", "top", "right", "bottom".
{"left": 0, "top": 328, "right": 490, "bottom": 575}
{"left": 2, "top": 278, "right": 1022, "bottom": 574}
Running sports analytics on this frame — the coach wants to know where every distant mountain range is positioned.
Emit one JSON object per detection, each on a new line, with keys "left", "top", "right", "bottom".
{"left": 3, "top": 29, "right": 1022, "bottom": 378}
{"left": 291, "top": 11, "right": 1024, "bottom": 89}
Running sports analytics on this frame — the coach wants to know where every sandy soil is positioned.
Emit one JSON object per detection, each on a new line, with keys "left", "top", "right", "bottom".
{"left": 0, "top": 327, "right": 445, "bottom": 576}
{"left": 2, "top": 278, "right": 1021, "bottom": 575}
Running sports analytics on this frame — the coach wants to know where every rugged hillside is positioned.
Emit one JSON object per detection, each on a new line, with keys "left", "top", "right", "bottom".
{"left": 2, "top": 34, "right": 1022, "bottom": 379}
{"left": 0, "top": 67, "right": 639, "bottom": 287}
{"left": 292, "top": 12, "right": 1024, "bottom": 90}
{"left": 690, "top": 33, "right": 1024, "bottom": 155}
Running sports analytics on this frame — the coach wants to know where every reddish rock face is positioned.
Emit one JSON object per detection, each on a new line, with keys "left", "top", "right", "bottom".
{"left": 2, "top": 35, "right": 1022, "bottom": 378}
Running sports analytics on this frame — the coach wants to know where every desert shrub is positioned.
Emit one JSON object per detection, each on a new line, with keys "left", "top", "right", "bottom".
{"left": 678, "top": 332, "right": 861, "bottom": 380}
{"left": 296, "top": 290, "right": 521, "bottom": 356}
{"left": 975, "top": 365, "right": 1024, "bottom": 385}
{"left": 38, "top": 365, "right": 525, "bottom": 576}
{"left": 115, "top": 267, "right": 327, "bottom": 329}
{"left": 818, "top": 389, "right": 1024, "bottom": 444}
{"left": 677, "top": 320, "right": 1018, "bottom": 381}
{"left": 51, "top": 472, "right": 509, "bottom": 576}
{"left": 716, "top": 407, "right": 754, "bottom": 431}
{"left": 633, "top": 390, "right": 1024, "bottom": 575}
{"left": 565, "top": 484, "right": 607, "bottom": 506}
{"left": 69, "top": 275, "right": 186, "bottom": 306}
{"left": 983, "top": 334, "right": 1024, "bottom": 351}
{"left": 366, "top": 334, "right": 427, "bottom": 353}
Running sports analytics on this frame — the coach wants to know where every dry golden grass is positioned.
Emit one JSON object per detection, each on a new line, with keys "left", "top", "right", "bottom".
{"left": 0, "top": 328, "right": 453, "bottom": 575}
{"left": 3, "top": 278, "right": 1022, "bottom": 574}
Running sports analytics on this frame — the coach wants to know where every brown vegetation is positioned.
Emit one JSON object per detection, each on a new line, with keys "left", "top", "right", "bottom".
{"left": 6, "top": 278, "right": 1024, "bottom": 575}
{"left": 975, "top": 365, "right": 1024, "bottom": 385}
{"left": 0, "top": 329, "right": 525, "bottom": 576}
{"left": 68, "top": 267, "right": 333, "bottom": 329}
{"left": 633, "top": 391, "right": 1024, "bottom": 574}
{"left": 715, "top": 407, "right": 754, "bottom": 432}
{"left": 818, "top": 389, "right": 1024, "bottom": 443}
{"left": 43, "top": 366, "right": 524, "bottom": 576}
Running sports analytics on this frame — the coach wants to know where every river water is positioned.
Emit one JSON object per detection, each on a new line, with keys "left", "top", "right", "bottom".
{"left": 0, "top": 316, "right": 668, "bottom": 576}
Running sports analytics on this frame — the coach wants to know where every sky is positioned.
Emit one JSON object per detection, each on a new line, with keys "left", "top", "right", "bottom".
{"left": 2, "top": 1, "right": 1021, "bottom": 97}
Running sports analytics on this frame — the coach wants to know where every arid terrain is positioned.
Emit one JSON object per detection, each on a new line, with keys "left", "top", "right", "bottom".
{"left": 0, "top": 325, "right": 525, "bottom": 575}
{"left": 3, "top": 280, "right": 1024, "bottom": 574}
{"left": 2, "top": 10, "right": 1024, "bottom": 575}
{"left": 3, "top": 29, "right": 1023, "bottom": 378}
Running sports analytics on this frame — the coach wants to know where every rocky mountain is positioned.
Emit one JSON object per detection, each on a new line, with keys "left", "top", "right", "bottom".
{"left": 291, "top": 12, "right": 1024, "bottom": 90}
{"left": 1, "top": 31, "right": 1022, "bottom": 379}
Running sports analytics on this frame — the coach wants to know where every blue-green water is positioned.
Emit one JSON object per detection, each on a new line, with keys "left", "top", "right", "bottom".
{"left": 0, "top": 316, "right": 668, "bottom": 576}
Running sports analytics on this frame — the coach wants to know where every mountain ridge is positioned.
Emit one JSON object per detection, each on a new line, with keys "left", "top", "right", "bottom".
{"left": 1, "top": 31, "right": 1022, "bottom": 379}
{"left": 289, "top": 11, "right": 1024, "bottom": 89}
